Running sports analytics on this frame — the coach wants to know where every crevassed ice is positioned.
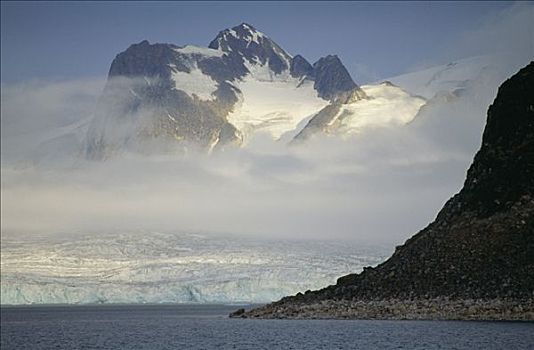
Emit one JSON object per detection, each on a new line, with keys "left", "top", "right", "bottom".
{"left": 0, "top": 232, "right": 389, "bottom": 305}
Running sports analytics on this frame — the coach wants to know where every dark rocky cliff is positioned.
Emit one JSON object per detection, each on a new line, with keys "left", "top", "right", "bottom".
{"left": 311, "top": 55, "right": 358, "bottom": 101}
{"left": 236, "top": 62, "right": 534, "bottom": 319}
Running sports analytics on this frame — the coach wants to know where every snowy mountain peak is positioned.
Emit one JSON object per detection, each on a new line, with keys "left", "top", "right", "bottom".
{"left": 210, "top": 23, "right": 267, "bottom": 48}
{"left": 208, "top": 23, "right": 292, "bottom": 75}
{"left": 231, "top": 23, "right": 265, "bottom": 41}
{"left": 83, "top": 23, "right": 427, "bottom": 158}
{"left": 239, "top": 22, "right": 258, "bottom": 31}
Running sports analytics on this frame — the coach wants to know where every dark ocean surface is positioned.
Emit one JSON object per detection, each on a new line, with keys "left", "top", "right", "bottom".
{"left": 1, "top": 304, "right": 533, "bottom": 350}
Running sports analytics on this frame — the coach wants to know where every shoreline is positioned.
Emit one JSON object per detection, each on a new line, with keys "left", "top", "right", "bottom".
{"left": 232, "top": 298, "right": 534, "bottom": 321}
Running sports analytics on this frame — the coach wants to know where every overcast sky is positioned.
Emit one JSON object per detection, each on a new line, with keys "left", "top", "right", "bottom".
{"left": 0, "top": 1, "right": 516, "bottom": 83}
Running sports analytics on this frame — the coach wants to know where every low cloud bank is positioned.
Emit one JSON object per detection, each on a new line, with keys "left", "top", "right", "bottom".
{"left": 0, "top": 76, "right": 496, "bottom": 244}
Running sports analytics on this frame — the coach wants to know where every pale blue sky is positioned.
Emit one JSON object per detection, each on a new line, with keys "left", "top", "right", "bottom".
{"left": 0, "top": 1, "right": 517, "bottom": 83}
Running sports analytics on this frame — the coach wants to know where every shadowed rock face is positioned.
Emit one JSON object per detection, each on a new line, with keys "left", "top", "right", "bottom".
{"left": 108, "top": 40, "right": 177, "bottom": 80}
{"left": 459, "top": 63, "right": 534, "bottom": 217}
{"left": 86, "top": 39, "right": 242, "bottom": 160}
{"left": 312, "top": 55, "right": 358, "bottom": 100}
{"left": 290, "top": 54, "right": 313, "bottom": 79}
{"left": 292, "top": 103, "right": 343, "bottom": 142}
{"left": 240, "top": 62, "right": 534, "bottom": 318}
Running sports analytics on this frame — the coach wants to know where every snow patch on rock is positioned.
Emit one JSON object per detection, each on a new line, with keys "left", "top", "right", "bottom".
{"left": 170, "top": 65, "right": 219, "bottom": 101}
{"left": 174, "top": 45, "right": 225, "bottom": 58}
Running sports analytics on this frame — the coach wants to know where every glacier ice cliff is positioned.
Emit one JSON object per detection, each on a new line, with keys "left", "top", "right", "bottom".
{"left": 1, "top": 232, "right": 388, "bottom": 305}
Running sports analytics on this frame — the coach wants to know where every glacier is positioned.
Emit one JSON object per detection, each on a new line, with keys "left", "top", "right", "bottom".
{"left": 0, "top": 232, "right": 390, "bottom": 305}
{"left": 227, "top": 61, "right": 329, "bottom": 141}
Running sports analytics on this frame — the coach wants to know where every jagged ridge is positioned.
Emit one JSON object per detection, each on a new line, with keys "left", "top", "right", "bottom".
{"left": 85, "top": 23, "right": 367, "bottom": 158}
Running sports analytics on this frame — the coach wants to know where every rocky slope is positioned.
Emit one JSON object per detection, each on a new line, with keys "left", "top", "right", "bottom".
{"left": 233, "top": 62, "right": 534, "bottom": 320}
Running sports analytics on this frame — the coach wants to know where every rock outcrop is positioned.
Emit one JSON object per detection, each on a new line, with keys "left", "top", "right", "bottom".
{"left": 234, "top": 62, "right": 534, "bottom": 320}
{"left": 311, "top": 55, "right": 358, "bottom": 101}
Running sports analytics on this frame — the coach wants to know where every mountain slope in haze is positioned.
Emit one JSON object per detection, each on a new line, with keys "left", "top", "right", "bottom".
{"left": 84, "top": 23, "right": 427, "bottom": 159}
{"left": 235, "top": 62, "right": 534, "bottom": 320}
{"left": 3, "top": 49, "right": 520, "bottom": 166}
{"left": 389, "top": 55, "right": 510, "bottom": 100}
{"left": 85, "top": 23, "right": 360, "bottom": 158}
{"left": 293, "top": 81, "right": 424, "bottom": 142}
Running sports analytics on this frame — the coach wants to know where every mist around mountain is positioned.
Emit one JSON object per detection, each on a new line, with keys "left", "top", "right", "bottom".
{"left": 83, "top": 23, "right": 425, "bottom": 159}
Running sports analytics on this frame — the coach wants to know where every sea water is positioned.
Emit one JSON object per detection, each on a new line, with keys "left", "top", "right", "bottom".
{"left": 2, "top": 304, "right": 533, "bottom": 349}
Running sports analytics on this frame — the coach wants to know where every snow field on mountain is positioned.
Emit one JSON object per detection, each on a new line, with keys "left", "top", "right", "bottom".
{"left": 388, "top": 55, "right": 497, "bottom": 99}
{"left": 228, "top": 62, "right": 329, "bottom": 140}
{"left": 337, "top": 84, "right": 426, "bottom": 134}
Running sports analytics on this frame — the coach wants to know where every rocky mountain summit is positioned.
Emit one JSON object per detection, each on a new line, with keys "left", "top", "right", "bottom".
{"left": 85, "top": 23, "right": 370, "bottom": 159}
{"left": 233, "top": 62, "right": 534, "bottom": 320}
{"left": 84, "top": 23, "right": 425, "bottom": 159}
